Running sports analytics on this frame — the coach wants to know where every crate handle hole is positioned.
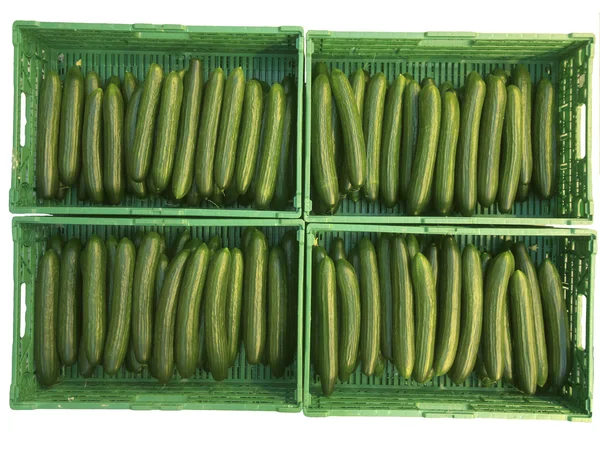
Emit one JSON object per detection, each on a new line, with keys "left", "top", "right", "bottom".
{"left": 20, "top": 93, "right": 27, "bottom": 147}
{"left": 20, "top": 283, "right": 27, "bottom": 338}
{"left": 577, "top": 294, "right": 587, "bottom": 350}
{"left": 577, "top": 104, "right": 586, "bottom": 160}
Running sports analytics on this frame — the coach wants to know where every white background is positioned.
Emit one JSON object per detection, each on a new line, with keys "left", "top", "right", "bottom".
{"left": 1, "top": 1, "right": 599, "bottom": 448}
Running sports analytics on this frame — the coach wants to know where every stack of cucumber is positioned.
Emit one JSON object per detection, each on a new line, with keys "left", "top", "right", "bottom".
{"left": 311, "top": 63, "right": 554, "bottom": 216}
{"left": 34, "top": 227, "right": 298, "bottom": 386}
{"left": 312, "top": 234, "right": 570, "bottom": 397}
{"left": 36, "top": 60, "right": 296, "bottom": 210}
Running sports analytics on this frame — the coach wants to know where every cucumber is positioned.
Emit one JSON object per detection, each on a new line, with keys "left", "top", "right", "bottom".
{"left": 406, "top": 84, "right": 441, "bottom": 215}
{"left": 78, "top": 338, "right": 96, "bottom": 378}
{"left": 348, "top": 245, "right": 361, "bottom": 285}
{"left": 336, "top": 258, "right": 360, "bottom": 381}
{"left": 380, "top": 74, "right": 407, "bottom": 208}
{"left": 406, "top": 234, "right": 419, "bottom": 260}
{"left": 349, "top": 69, "right": 367, "bottom": 122}
{"left": 449, "top": 244, "right": 484, "bottom": 384}
{"left": 125, "top": 339, "right": 144, "bottom": 374}
{"left": 421, "top": 77, "right": 435, "bottom": 87}
{"left": 124, "top": 83, "right": 147, "bottom": 199}
{"left": 433, "top": 89, "right": 460, "bottom": 215}
{"left": 172, "top": 229, "right": 191, "bottom": 257}
{"left": 84, "top": 71, "right": 100, "bottom": 97}
{"left": 272, "top": 76, "right": 296, "bottom": 210}
{"left": 491, "top": 68, "right": 510, "bottom": 84}
{"left": 47, "top": 234, "right": 65, "bottom": 257}
{"left": 37, "top": 71, "right": 62, "bottom": 199}
{"left": 377, "top": 234, "right": 394, "bottom": 361}
{"left": 532, "top": 78, "right": 556, "bottom": 199}
{"left": 456, "top": 71, "right": 486, "bottom": 216}
{"left": 477, "top": 75, "right": 507, "bottom": 208}
{"left": 131, "top": 232, "right": 162, "bottom": 364}
{"left": 105, "top": 235, "right": 118, "bottom": 322}
{"left": 243, "top": 229, "right": 268, "bottom": 364}
{"left": 330, "top": 68, "right": 367, "bottom": 190}
{"left": 439, "top": 81, "right": 453, "bottom": 95}
{"left": 516, "top": 182, "right": 529, "bottom": 202}
{"left": 207, "top": 235, "right": 222, "bottom": 255}
{"left": 359, "top": 237, "right": 380, "bottom": 376}
{"left": 374, "top": 354, "right": 386, "bottom": 377}
{"left": 241, "top": 227, "right": 258, "bottom": 254}
{"left": 197, "top": 300, "right": 208, "bottom": 370}
{"left": 511, "top": 65, "right": 533, "bottom": 189}
{"left": 151, "top": 70, "right": 184, "bottom": 193}
{"left": 103, "top": 84, "right": 125, "bottom": 205}
{"left": 57, "top": 238, "right": 81, "bottom": 367}
{"left": 153, "top": 249, "right": 190, "bottom": 383}
{"left": 226, "top": 248, "right": 244, "bottom": 366}
{"left": 34, "top": 249, "right": 60, "bottom": 386}
{"left": 122, "top": 72, "right": 137, "bottom": 107}
{"left": 131, "top": 64, "right": 164, "bottom": 182}
{"left": 312, "top": 245, "right": 328, "bottom": 376}
{"left": 281, "top": 231, "right": 299, "bottom": 366}
{"left": 254, "top": 83, "right": 286, "bottom": 209}
{"left": 425, "top": 242, "right": 439, "bottom": 289}
{"left": 154, "top": 254, "right": 169, "bottom": 311}
{"left": 268, "top": 246, "right": 289, "bottom": 377}
{"left": 538, "top": 259, "right": 571, "bottom": 389}
{"left": 235, "top": 80, "right": 264, "bottom": 195}
{"left": 509, "top": 270, "right": 538, "bottom": 394}
{"left": 482, "top": 251, "right": 514, "bottom": 381}
{"left": 362, "top": 72, "right": 387, "bottom": 202}
{"left": 77, "top": 171, "right": 87, "bottom": 201}
{"left": 105, "top": 75, "right": 121, "bottom": 89}
{"left": 214, "top": 67, "right": 245, "bottom": 191}
{"left": 103, "top": 238, "right": 135, "bottom": 375}
{"left": 172, "top": 58, "right": 203, "bottom": 199}
{"left": 399, "top": 80, "right": 421, "bottom": 200}
{"left": 183, "top": 238, "right": 201, "bottom": 252}
{"left": 82, "top": 88, "right": 104, "bottom": 204}
{"left": 391, "top": 235, "right": 415, "bottom": 379}
{"left": 58, "top": 66, "right": 84, "bottom": 186}
{"left": 313, "top": 62, "right": 329, "bottom": 79}
{"left": 81, "top": 235, "right": 107, "bottom": 366}
{"left": 316, "top": 256, "right": 338, "bottom": 396}
{"left": 311, "top": 74, "right": 339, "bottom": 212}
{"left": 502, "top": 299, "right": 514, "bottom": 384}
{"left": 412, "top": 253, "right": 437, "bottom": 384}
{"left": 185, "top": 181, "right": 201, "bottom": 206}
{"left": 402, "top": 73, "right": 414, "bottom": 82}
{"left": 329, "top": 237, "right": 346, "bottom": 262}
{"left": 498, "top": 85, "right": 523, "bottom": 213}
{"left": 55, "top": 183, "right": 68, "bottom": 201}
{"left": 475, "top": 347, "right": 494, "bottom": 387}
{"left": 195, "top": 68, "right": 225, "bottom": 198}
{"left": 481, "top": 251, "right": 493, "bottom": 276}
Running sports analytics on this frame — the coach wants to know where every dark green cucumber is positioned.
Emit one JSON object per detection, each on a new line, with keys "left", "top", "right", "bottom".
{"left": 312, "top": 245, "right": 328, "bottom": 376}
{"left": 105, "top": 75, "right": 121, "bottom": 89}
{"left": 449, "top": 244, "right": 483, "bottom": 384}
{"left": 197, "top": 300, "right": 208, "bottom": 370}
{"left": 380, "top": 74, "right": 407, "bottom": 208}
{"left": 433, "top": 89, "right": 460, "bottom": 215}
{"left": 272, "top": 76, "right": 296, "bottom": 210}
{"left": 359, "top": 237, "right": 380, "bottom": 376}
{"left": 57, "top": 238, "right": 81, "bottom": 367}
{"left": 482, "top": 251, "right": 514, "bottom": 381}
{"left": 425, "top": 242, "right": 439, "bottom": 289}
{"left": 313, "top": 62, "right": 329, "bottom": 79}
{"left": 77, "top": 171, "right": 87, "bottom": 201}
{"left": 532, "top": 78, "right": 556, "bottom": 199}
{"left": 78, "top": 338, "right": 96, "bottom": 378}
{"left": 122, "top": 72, "right": 137, "bottom": 107}
{"left": 82, "top": 88, "right": 104, "bottom": 204}
{"left": 538, "top": 259, "right": 571, "bottom": 389}
{"left": 456, "top": 72, "right": 486, "bottom": 216}
{"left": 103, "top": 84, "right": 125, "bottom": 205}
{"left": 207, "top": 235, "right": 222, "bottom": 256}
{"left": 498, "top": 85, "right": 523, "bottom": 213}
{"left": 103, "top": 238, "right": 135, "bottom": 375}
{"left": 154, "top": 254, "right": 169, "bottom": 311}
{"left": 421, "top": 77, "right": 435, "bottom": 87}
{"left": 36, "top": 71, "right": 62, "bottom": 199}
{"left": 402, "top": 73, "right": 414, "bottom": 82}
{"left": 55, "top": 183, "right": 68, "bottom": 201}
{"left": 348, "top": 245, "right": 361, "bottom": 284}
{"left": 184, "top": 180, "right": 201, "bottom": 206}
{"left": 183, "top": 238, "right": 201, "bottom": 252}
{"left": 105, "top": 235, "right": 118, "bottom": 322}
{"left": 502, "top": 298, "right": 514, "bottom": 384}
{"left": 131, "top": 63, "right": 164, "bottom": 182}
{"left": 58, "top": 66, "right": 84, "bottom": 186}
{"left": 124, "top": 83, "right": 147, "bottom": 199}
{"left": 329, "top": 237, "right": 346, "bottom": 262}
{"left": 172, "top": 229, "right": 191, "bottom": 257}
{"left": 439, "top": 81, "right": 454, "bottom": 95}
{"left": 374, "top": 354, "right": 386, "bottom": 377}
{"left": 268, "top": 246, "right": 289, "bottom": 378}
{"left": 475, "top": 347, "right": 494, "bottom": 387}
{"left": 481, "top": 251, "right": 493, "bottom": 276}
{"left": 151, "top": 70, "right": 184, "bottom": 193}
{"left": 281, "top": 230, "right": 299, "bottom": 366}
{"left": 336, "top": 258, "right": 360, "bottom": 381}
{"left": 511, "top": 65, "right": 533, "bottom": 189}
{"left": 48, "top": 234, "right": 65, "bottom": 257}
{"left": 399, "top": 80, "right": 421, "bottom": 200}
{"left": 81, "top": 235, "right": 107, "bottom": 366}
{"left": 35, "top": 249, "right": 60, "bottom": 386}
{"left": 241, "top": 227, "right": 258, "bottom": 254}
{"left": 362, "top": 72, "right": 387, "bottom": 202}
{"left": 377, "top": 234, "right": 394, "bottom": 361}
{"left": 412, "top": 253, "right": 437, "bottom": 384}
{"left": 406, "top": 234, "right": 419, "bottom": 260}
{"left": 226, "top": 248, "right": 244, "bottom": 366}
{"left": 350, "top": 68, "right": 367, "bottom": 122}
{"left": 477, "top": 74, "right": 507, "bottom": 208}
{"left": 195, "top": 68, "right": 225, "bottom": 198}
{"left": 84, "top": 71, "right": 100, "bottom": 98}
{"left": 316, "top": 256, "right": 338, "bottom": 396}
{"left": 125, "top": 339, "right": 144, "bottom": 374}
{"left": 491, "top": 68, "right": 510, "bottom": 84}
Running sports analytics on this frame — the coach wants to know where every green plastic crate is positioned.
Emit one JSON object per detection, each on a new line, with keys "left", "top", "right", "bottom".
{"left": 11, "top": 22, "right": 304, "bottom": 217}
{"left": 304, "top": 224, "right": 595, "bottom": 420}
{"left": 10, "top": 217, "right": 304, "bottom": 411}
{"left": 304, "top": 31, "right": 594, "bottom": 225}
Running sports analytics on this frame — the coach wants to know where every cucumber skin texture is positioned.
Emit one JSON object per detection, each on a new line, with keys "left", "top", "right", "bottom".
{"left": 412, "top": 253, "right": 437, "bottom": 384}
{"left": 48, "top": 234, "right": 65, "bottom": 258}
{"left": 122, "top": 72, "right": 137, "bottom": 107}
{"left": 205, "top": 248, "right": 232, "bottom": 381}
{"left": 81, "top": 235, "right": 107, "bottom": 366}
{"left": 359, "top": 238, "right": 381, "bottom": 376}
{"left": 214, "top": 67, "right": 246, "bottom": 191}
{"left": 425, "top": 242, "right": 439, "bottom": 290}
{"left": 103, "top": 84, "right": 125, "bottom": 205}
{"left": 391, "top": 235, "right": 415, "bottom": 379}
{"left": 37, "top": 71, "right": 62, "bottom": 199}
{"left": 154, "top": 249, "right": 190, "bottom": 384}
{"left": 362, "top": 72, "right": 387, "bottom": 202}
{"left": 124, "top": 84, "right": 147, "bottom": 199}
{"left": 350, "top": 69, "right": 367, "bottom": 122}
{"left": 380, "top": 75, "right": 407, "bottom": 208}
{"left": 439, "top": 81, "right": 453, "bottom": 95}
{"left": 491, "top": 68, "right": 510, "bottom": 84}
{"left": 58, "top": 66, "right": 84, "bottom": 186}
{"left": 509, "top": 270, "right": 538, "bottom": 395}
{"left": 482, "top": 251, "right": 514, "bottom": 382}
{"left": 433, "top": 89, "right": 460, "bottom": 215}
{"left": 105, "top": 235, "right": 118, "bottom": 323}
{"left": 329, "top": 237, "right": 347, "bottom": 262}
{"left": 399, "top": 81, "right": 421, "bottom": 200}
{"left": 316, "top": 256, "right": 338, "bottom": 396}
{"left": 103, "top": 238, "right": 136, "bottom": 375}
{"left": 131, "top": 64, "right": 164, "bottom": 182}
{"left": 195, "top": 68, "right": 226, "bottom": 198}
{"left": 421, "top": 77, "right": 436, "bottom": 87}
{"left": 272, "top": 76, "right": 296, "bottom": 210}
{"left": 311, "top": 245, "right": 328, "bottom": 376}
{"left": 533, "top": 78, "right": 556, "bottom": 199}
{"left": 172, "top": 58, "right": 203, "bottom": 199}
{"left": 407, "top": 84, "right": 442, "bottom": 215}
{"left": 455, "top": 72, "right": 486, "bottom": 217}
{"left": 511, "top": 65, "right": 533, "bottom": 187}
{"left": 172, "top": 229, "right": 191, "bottom": 257}
{"left": 498, "top": 85, "right": 523, "bottom": 213}
{"left": 513, "top": 242, "right": 548, "bottom": 387}
{"left": 105, "top": 75, "right": 121, "bottom": 89}
{"left": 336, "top": 259, "right": 361, "bottom": 382}
{"left": 280, "top": 231, "right": 299, "bottom": 367}
{"left": 57, "top": 239, "right": 82, "bottom": 367}
{"left": 254, "top": 83, "right": 287, "bottom": 209}
{"left": 226, "top": 248, "right": 244, "bottom": 366}
{"left": 538, "top": 259, "right": 571, "bottom": 389}
{"left": 268, "top": 246, "right": 289, "bottom": 378}
{"left": 449, "top": 244, "right": 484, "bottom": 384}
{"left": 243, "top": 229, "right": 268, "bottom": 364}
{"left": 406, "top": 234, "right": 419, "bottom": 260}
{"left": 82, "top": 88, "right": 104, "bottom": 204}
{"left": 154, "top": 254, "right": 169, "bottom": 311}
{"left": 311, "top": 74, "right": 339, "bottom": 211}
{"left": 434, "top": 237, "right": 462, "bottom": 376}
{"left": 78, "top": 338, "right": 96, "bottom": 378}
{"left": 84, "top": 72, "right": 100, "bottom": 98}
{"left": 377, "top": 234, "right": 394, "bottom": 361}
{"left": 502, "top": 299, "right": 514, "bottom": 384}
{"left": 125, "top": 339, "right": 144, "bottom": 374}
{"left": 330, "top": 68, "right": 367, "bottom": 190}
{"left": 35, "top": 249, "right": 61, "bottom": 386}
{"left": 151, "top": 71, "right": 184, "bottom": 193}
{"left": 131, "top": 232, "right": 162, "bottom": 364}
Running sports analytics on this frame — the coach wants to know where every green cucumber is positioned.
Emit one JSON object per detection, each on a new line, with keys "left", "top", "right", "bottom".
{"left": 207, "top": 235, "right": 222, "bottom": 255}
{"left": 498, "top": 85, "right": 523, "bottom": 213}
{"left": 281, "top": 230, "right": 299, "bottom": 366}
{"left": 532, "top": 78, "right": 556, "bottom": 199}
{"left": 313, "top": 62, "right": 329, "bottom": 79}
{"left": 78, "top": 338, "right": 96, "bottom": 378}
{"left": 103, "top": 84, "right": 125, "bottom": 205}
{"left": 37, "top": 71, "right": 62, "bottom": 199}
{"left": 58, "top": 66, "right": 84, "bottom": 186}
{"left": 491, "top": 68, "right": 510, "bottom": 84}
{"left": 412, "top": 253, "right": 437, "bottom": 384}
{"left": 122, "top": 72, "right": 137, "bottom": 107}
{"left": 402, "top": 73, "right": 414, "bottom": 82}
{"left": 55, "top": 183, "right": 68, "bottom": 201}
{"left": 241, "top": 227, "right": 258, "bottom": 254}
{"left": 348, "top": 245, "right": 361, "bottom": 285}
{"left": 183, "top": 238, "right": 201, "bottom": 252}
{"left": 185, "top": 181, "right": 201, "bottom": 206}
{"left": 439, "top": 81, "right": 453, "bottom": 95}
{"left": 421, "top": 77, "right": 435, "bottom": 87}
{"left": 105, "top": 235, "right": 118, "bottom": 322}
{"left": 57, "top": 238, "right": 81, "bottom": 367}
{"left": 82, "top": 88, "right": 104, "bottom": 204}
{"left": 105, "top": 75, "right": 121, "bottom": 89}
{"left": 124, "top": 83, "right": 147, "bottom": 199}
{"left": 336, "top": 258, "right": 360, "bottom": 381}
{"left": 377, "top": 234, "right": 394, "bottom": 361}
{"left": 312, "top": 245, "right": 328, "bottom": 376}
{"left": 502, "top": 299, "right": 514, "bottom": 384}
{"left": 47, "top": 234, "right": 65, "bottom": 257}
{"left": 399, "top": 80, "right": 421, "bottom": 200}
{"left": 84, "top": 71, "right": 100, "bottom": 97}
{"left": 481, "top": 251, "right": 493, "bottom": 276}
{"left": 125, "top": 339, "right": 144, "bottom": 374}
{"left": 77, "top": 171, "right": 87, "bottom": 201}
{"left": 197, "top": 300, "right": 208, "bottom": 370}
{"left": 268, "top": 246, "right": 289, "bottom": 377}
{"left": 316, "top": 256, "right": 338, "bottom": 396}
{"left": 226, "top": 248, "right": 244, "bottom": 366}
{"left": 154, "top": 254, "right": 169, "bottom": 311}
{"left": 329, "top": 237, "right": 346, "bottom": 262}
{"left": 406, "top": 234, "right": 419, "bottom": 260}
{"left": 511, "top": 65, "right": 533, "bottom": 189}
{"left": 359, "top": 238, "right": 380, "bottom": 376}
{"left": 362, "top": 72, "right": 387, "bottom": 202}
{"left": 350, "top": 68, "right": 367, "bottom": 122}
{"left": 425, "top": 242, "right": 439, "bottom": 289}
{"left": 172, "top": 229, "right": 191, "bottom": 257}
